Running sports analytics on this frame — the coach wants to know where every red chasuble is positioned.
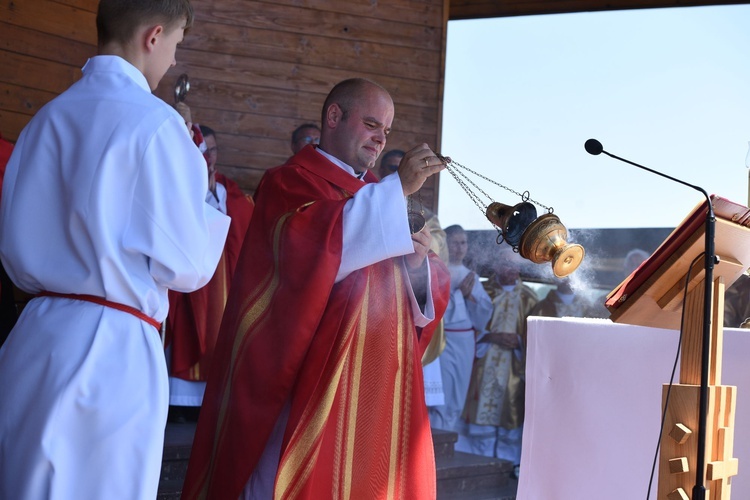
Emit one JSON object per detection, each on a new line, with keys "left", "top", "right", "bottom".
{"left": 0, "top": 135, "right": 13, "bottom": 299}
{"left": 182, "top": 145, "right": 450, "bottom": 500}
{"left": 166, "top": 173, "right": 254, "bottom": 381}
{"left": 0, "top": 134, "right": 12, "bottom": 203}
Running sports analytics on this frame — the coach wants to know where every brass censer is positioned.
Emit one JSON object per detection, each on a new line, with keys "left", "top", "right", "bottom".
{"left": 440, "top": 155, "right": 584, "bottom": 278}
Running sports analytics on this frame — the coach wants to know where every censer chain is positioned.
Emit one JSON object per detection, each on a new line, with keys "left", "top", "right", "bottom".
{"left": 448, "top": 163, "right": 497, "bottom": 210}
{"left": 444, "top": 164, "right": 490, "bottom": 219}
{"left": 444, "top": 164, "right": 505, "bottom": 238}
{"left": 438, "top": 154, "right": 553, "bottom": 213}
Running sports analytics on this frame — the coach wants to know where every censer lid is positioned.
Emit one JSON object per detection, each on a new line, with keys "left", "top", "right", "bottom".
{"left": 485, "top": 201, "right": 537, "bottom": 248}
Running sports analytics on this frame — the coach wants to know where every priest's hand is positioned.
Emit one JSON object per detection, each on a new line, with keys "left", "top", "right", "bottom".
{"left": 405, "top": 228, "right": 432, "bottom": 270}
{"left": 406, "top": 229, "right": 432, "bottom": 307}
{"left": 174, "top": 102, "right": 194, "bottom": 137}
{"left": 398, "top": 144, "right": 447, "bottom": 196}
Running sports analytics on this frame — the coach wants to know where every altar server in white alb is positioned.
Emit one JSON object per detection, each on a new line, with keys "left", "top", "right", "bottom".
{"left": 429, "top": 225, "right": 493, "bottom": 432}
{"left": 0, "top": 1, "right": 230, "bottom": 499}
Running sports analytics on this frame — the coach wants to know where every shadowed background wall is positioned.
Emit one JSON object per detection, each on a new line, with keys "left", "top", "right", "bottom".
{"left": 0, "top": 0, "right": 448, "bottom": 211}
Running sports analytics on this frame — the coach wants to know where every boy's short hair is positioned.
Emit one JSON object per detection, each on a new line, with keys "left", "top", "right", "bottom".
{"left": 96, "top": 0, "right": 194, "bottom": 47}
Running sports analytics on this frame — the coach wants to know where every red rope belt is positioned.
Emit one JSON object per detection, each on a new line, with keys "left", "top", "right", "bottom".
{"left": 37, "top": 291, "right": 161, "bottom": 330}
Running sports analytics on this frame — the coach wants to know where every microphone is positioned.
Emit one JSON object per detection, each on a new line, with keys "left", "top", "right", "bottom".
{"left": 584, "top": 139, "right": 603, "bottom": 155}
{"left": 584, "top": 137, "right": 715, "bottom": 500}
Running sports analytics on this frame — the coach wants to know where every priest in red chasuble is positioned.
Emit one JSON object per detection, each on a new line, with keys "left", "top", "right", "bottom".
{"left": 182, "top": 78, "right": 451, "bottom": 500}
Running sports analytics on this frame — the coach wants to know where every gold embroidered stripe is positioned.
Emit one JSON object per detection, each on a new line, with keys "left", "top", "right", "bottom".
{"left": 342, "top": 279, "right": 370, "bottom": 499}
{"left": 275, "top": 342, "right": 352, "bottom": 498}
{"left": 275, "top": 282, "right": 363, "bottom": 498}
{"left": 201, "top": 213, "right": 290, "bottom": 495}
{"left": 387, "top": 263, "right": 406, "bottom": 499}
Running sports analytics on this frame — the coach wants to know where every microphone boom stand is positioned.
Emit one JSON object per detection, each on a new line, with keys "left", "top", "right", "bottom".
{"left": 587, "top": 140, "right": 716, "bottom": 498}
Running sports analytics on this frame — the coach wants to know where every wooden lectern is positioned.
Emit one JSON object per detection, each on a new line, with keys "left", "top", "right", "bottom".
{"left": 606, "top": 195, "right": 750, "bottom": 500}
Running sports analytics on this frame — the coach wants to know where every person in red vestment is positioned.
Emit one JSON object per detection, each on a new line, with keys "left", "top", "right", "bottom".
{"left": 165, "top": 124, "right": 254, "bottom": 420}
{"left": 0, "top": 133, "right": 12, "bottom": 183}
{"left": 182, "top": 78, "right": 451, "bottom": 500}
{"left": 0, "top": 133, "right": 15, "bottom": 345}
{"left": 290, "top": 123, "right": 320, "bottom": 155}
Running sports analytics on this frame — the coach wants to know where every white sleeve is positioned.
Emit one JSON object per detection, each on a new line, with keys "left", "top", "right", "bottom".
{"left": 336, "top": 173, "right": 435, "bottom": 323}
{"left": 125, "top": 115, "right": 231, "bottom": 292}
{"left": 401, "top": 258, "right": 436, "bottom": 328}
{"left": 336, "top": 173, "right": 413, "bottom": 282}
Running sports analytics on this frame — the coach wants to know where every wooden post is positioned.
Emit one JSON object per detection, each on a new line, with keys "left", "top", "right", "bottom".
{"left": 657, "top": 277, "right": 738, "bottom": 499}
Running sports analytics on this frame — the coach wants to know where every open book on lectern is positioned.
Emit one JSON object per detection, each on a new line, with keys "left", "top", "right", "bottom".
{"left": 605, "top": 195, "right": 750, "bottom": 330}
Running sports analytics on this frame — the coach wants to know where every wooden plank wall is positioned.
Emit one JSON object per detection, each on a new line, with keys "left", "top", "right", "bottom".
{"left": 0, "top": 0, "right": 449, "bottom": 210}
{"left": 0, "top": 0, "right": 98, "bottom": 142}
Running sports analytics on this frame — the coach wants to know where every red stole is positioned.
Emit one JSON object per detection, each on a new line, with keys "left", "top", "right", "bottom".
{"left": 182, "top": 146, "right": 449, "bottom": 499}
{"left": 166, "top": 174, "right": 254, "bottom": 381}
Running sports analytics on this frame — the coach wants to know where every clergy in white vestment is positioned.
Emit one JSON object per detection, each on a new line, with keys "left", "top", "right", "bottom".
{"left": 529, "top": 277, "right": 601, "bottom": 319}
{"left": 0, "top": 2, "right": 230, "bottom": 499}
{"left": 458, "top": 248, "right": 538, "bottom": 474}
{"left": 428, "top": 225, "right": 493, "bottom": 432}
{"left": 420, "top": 207, "right": 450, "bottom": 408}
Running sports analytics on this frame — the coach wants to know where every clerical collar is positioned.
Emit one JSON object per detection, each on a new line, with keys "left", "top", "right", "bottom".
{"left": 315, "top": 147, "right": 366, "bottom": 180}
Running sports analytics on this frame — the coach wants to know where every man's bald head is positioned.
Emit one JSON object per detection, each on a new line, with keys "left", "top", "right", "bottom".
{"left": 319, "top": 78, "right": 394, "bottom": 173}
{"left": 320, "top": 78, "right": 390, "bottom": 126}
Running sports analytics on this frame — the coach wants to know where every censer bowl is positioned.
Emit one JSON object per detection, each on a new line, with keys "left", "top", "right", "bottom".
{"left": 519, "top": 213, "right": 585, "bottom": 278}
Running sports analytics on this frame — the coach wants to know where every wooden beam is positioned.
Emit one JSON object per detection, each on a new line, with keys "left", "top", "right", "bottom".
{"left": 449, "top": 0, "right": 749, "bottom": 21}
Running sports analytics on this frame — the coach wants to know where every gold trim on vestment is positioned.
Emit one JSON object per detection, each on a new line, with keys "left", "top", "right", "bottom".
{"left": 275, "top": 332, "right": 352, "bottom": 498}
{"left": 187, "top": 251, "right": 230, "bottom": 381}
{"left": 387, "top": 263, "right": 406, "bottom": 500}
{"left": 342, "top": 280, "right": 369, "bottom": 499}
{"left": 198, "top": 213, "right": 289, "bottom": 498}
{"left": 398, "top": 265, "right": 414, "bottom": 498}
{"left": 331, "top": 345, "right": 350, "bottom": 500}
{"left": 275, "top": 277, "right": 363, "bottom": 498}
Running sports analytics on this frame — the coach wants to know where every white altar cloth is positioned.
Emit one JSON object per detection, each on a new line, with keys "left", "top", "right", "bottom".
{"left": 518, "top": 317, "right": 750, "bottom": 499}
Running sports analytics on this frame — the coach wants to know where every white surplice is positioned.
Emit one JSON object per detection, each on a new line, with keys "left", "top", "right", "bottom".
{"left": 423, "top": 357, "right": 445, "bottom": 407}
{"left": 0, "top": 55, "right": 230, "bottom": 500}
